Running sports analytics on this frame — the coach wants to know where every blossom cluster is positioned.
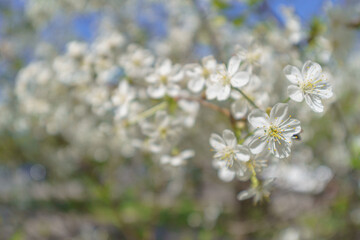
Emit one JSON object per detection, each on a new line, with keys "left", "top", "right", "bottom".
{"left": 12, "top": 21, "right": 335, "bottom": 204}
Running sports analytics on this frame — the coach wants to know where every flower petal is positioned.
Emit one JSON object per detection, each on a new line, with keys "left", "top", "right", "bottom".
{"left": 302, "top": 60, "right": 322, "bottom": 81}
{"left": 271, "top": 140, "right": 291, "bottom": 158}
{"left": 228, "top": 55, "right": 241, "bottom": 76}
{"left": 210, "top": 133, "right": 226, "bottom": 150}
{"left": 188, "top": 78, "right": 205, "bottom": 92}
{"left": 222, "top": 129, "right": 237, "bottom": 147}
{"left": 304, "top": 94, "right": 324, "bottom": 112}
{"left": 202, "top": 55, "right": 217, "bottom": 71}
{"left": 205, "top": 84, "right": 218, "bottom": 100}
{"left": 167, "top": 84, "right": 181, "bottom": 97}
{"left": 288, "top": 85, "right": 304, "bottom": 102}
{"left": 248, "top": 109, "right": 269, "bottom": 128}
{"left": 231, "top": 71, "right": 249, "bottom": 88}
{"left": 248, "top": 131, "right": 268, "bottom": 154}
{"left": 283, "top": 65, "right": 303, "bottom": 84}
{"left": 147, "top": 84, "right": 166, "bottom": 99}
{"left": 237, "top": 189, "right": 256, "bottom": 201}
{"left": 231, "top": 99, "right": 248, "bottom": 119}
{"left": 158, "top": 59, "right": 172, "bottom": 75}
{"left": 217, "top": 85, "right": 231, "bottom": 101}
{"left": 218, "top": 168, "right": 235, "bottom": 182}
{"left": 235, "top": 145, "right": 251, "bottom": 162}
{"left": 270, "top": 103, "right": 289, "bottom": 124}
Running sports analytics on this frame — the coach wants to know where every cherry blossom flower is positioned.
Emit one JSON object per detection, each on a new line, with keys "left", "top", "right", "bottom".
{"left": 186, "top": 55, "right": 217, "bottom": 93}
{"left": 146, "top": 59, "right": 184, "bottom": 99}
{"left": 210, "top": 130, "right": 251, "bottom": 181}
{"left": 247, "top": 103, "right": 301, "bottom": 158}
{"left": 284, "top": 60, "right": 333, "bottom": 112}
{"left": 206, "top": 55, "right": 249, "bottom": 101}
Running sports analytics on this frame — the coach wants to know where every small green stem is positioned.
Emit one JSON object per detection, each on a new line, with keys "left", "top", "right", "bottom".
{"left": 128, "top": 102, "right": 168, "bottom": 124}
{"left": 249, "top": 163, "right": 259, "bottom": 188}
{"left": 234, "top": 88, "right": 260, "bottom": 109}
{"left": 282, "top": 97, "right": 291, "bottom": 103}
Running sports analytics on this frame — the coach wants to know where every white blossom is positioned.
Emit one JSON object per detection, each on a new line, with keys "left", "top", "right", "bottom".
{"left": 247, "top": 103, "right": 301, "bottom": 158}
{"left": 210, "top": 129, "right": 251, "bottom": 180}
{"left": 141, "top": 111, "right": 182, "bottom": 153}
{"left": 284, "top": 60, "right": 333, "bottom": 112}
{"left": 146, "top": 59, "right": 184, "bottom": 99}
{"left": 119, "top": 44, "right": 154, "bottom": 79}
{"left": 206, "top": 55, "right": 249, "bottom": 101}
{"left": 186, "top": 55, "right": 217, "bottom": 93}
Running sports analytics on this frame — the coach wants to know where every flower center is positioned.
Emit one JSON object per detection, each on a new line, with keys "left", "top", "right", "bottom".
{"left": 202, "top": 68, "right": 210, "bottom": 78}
{"left": 246, "top": 51, "right": 260, "bottom": 64}
{"left": 266, "top": 125, "right": 285, "bottom": 142}
{"left": 160, "top": 75, "right": 168, "bottom": 84}
{"left": 221, "top": 74, "right": 230, "bottom": 86}
{"left": 221, "top": 146, "right": 235, "bottom": 167}
{"left": 300, "top": 81, "right": 315, "bottom": 92}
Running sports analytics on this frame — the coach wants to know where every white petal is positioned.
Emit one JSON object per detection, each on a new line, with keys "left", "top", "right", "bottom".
{"left": 231, "top": 99, "right": 248, "bottom": 119}
{"left": 210, "top": 133, "right": 226, "bottom": 150}
{"left": 315, "top": 81, "right": 333, "bottom": 99}
{"left": 222, "top": 129, "right": 237, "bottom": 147}
{"left": 147, "top": 84, "right": 166, "bottom": 99}
{"left": 188, "top": 78, "right": 205, "bottom": 92}
{"left": 228, "top": 55, "right": 241, "bottom": 76}
{"left": 316, "top": 87, "right": 333, "bottom": 99}
{"left": 167, "top": 84, "right": 181, "bottom": 97}
{"left": 248, "top": 109, "right": 269, "bottom": 128}
{"left": 218, "top": 168, "right": 235, "bottom": 182}
{"left": 283, "top": 65, "right": 303, "bottom": 84}
{"left": 237, "top": 189, "right": 256, "bottom": 200}
{"left": 231, "top": 71, "right": 249, "bottom": 88}
{"left": 205, "top": 84, "right": 218, "bottom": 100}
{"left": 280, "top": 118, "right": 301, "bottom": 136}
{"left": 302, "top": 60, "right": 322, "bottom": 81}
{"left": 270, "top": 103, "right": 289, "bottom": 123}
{"left": 248, "top": 132, "right": 268, "bottom": 154}
{"left": 180, "top": 150, "right": 195, "bottom": 159}
{"left": 288, "top": 85, "right": 304, "bottom": 102}
{"left": 217, "top": 85, "right": 231, "bottom": 101}
{"left": 170, "top": 70, "right": 184, "bottom": 83}
{"left": 202, "top": 56, "right": 217, "bottom": 71}
{"left": 271, "top": 140, "right": 291, "bottom": 158}
{"left": 235, "top": 145, "right": 251, "bottom": 162}
{"left": 146, "top": 74, "right": 158, "bottom": 83}
{"left": 304, "top": 94, "right": 324, "bottom": 112}
{"left": 158, "top": 59, "right": 172, "bottom": 75}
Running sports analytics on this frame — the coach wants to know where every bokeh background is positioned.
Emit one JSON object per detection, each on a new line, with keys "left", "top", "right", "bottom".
{"left": 1, "top": 0, "right": 360, "bottom": 239}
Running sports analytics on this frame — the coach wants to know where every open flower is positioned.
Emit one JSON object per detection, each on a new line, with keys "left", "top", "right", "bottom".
{"left": 284, "top": 60, "right": 333, "bottom": 112}
{"left": 206, "top": 55, "right": 249, "bottom": 101}
{"left": 186, "top": 55, "right": 217, "bottom": 93}
{"left": 247, "top": 103, "right": 301, "bottom": 158}
{"left": 210, "top": 130, "right": 251, "bottom": 181}
{"left": 141, "top": 111, "right": 182, "bottom": 153}
{"left": 237, "top": 178, "right": 274, "bottom": 203}
{"left": 146, "top": 59, "right": 184, "bottom": 99}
